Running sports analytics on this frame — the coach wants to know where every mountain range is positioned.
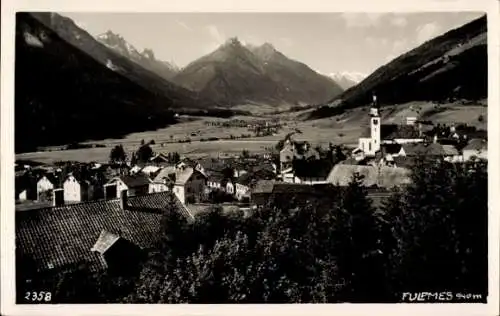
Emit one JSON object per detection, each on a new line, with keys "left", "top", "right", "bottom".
{"left": 28, "top": 12, "right": 214, "bottom": 110}
{"left": 326, "top": 72, "right": 366, "bottom": 90}
{"left": 96, "top": 30, "right": 179, "bottom": 81}
{"left": 307, "top": 15, "right": 487, "bottom": 120}
{"left": 16, "top": 13, "right": 228, "bottom": 153}
{"left": 172, "top": 38, "right": 344, "bottom": 107}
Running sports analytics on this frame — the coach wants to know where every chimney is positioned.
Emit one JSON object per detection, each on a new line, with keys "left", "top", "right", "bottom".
{"left": 53, "top": 188, "right": 64, "bottom": 207}
{"left": 120, "top": 189, "right": 128, "bottom": 210}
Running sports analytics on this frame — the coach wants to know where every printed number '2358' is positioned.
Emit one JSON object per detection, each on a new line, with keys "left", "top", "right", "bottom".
{"left": 25, "top": 291, "right": 52, "bottom": 302}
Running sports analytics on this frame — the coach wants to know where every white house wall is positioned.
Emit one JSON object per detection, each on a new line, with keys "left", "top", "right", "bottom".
{"left": 36, "top": 177, "right": 54, "bottom": 199}
{"left": 63, "top": 177, "right": 82, "bottom": 202}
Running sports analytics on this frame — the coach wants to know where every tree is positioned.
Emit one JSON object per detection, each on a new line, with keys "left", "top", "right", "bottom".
{"left": 136, "top": 144, "right": 154, "bottom": 163}
{"left": 383, "top": 157, "right": 488, "bottom": 299}
{"left": 109, "top": 145, "right": 126, "bottom": 164}
{"left": 241, "top": 150, "right": 250, "bottom": 158}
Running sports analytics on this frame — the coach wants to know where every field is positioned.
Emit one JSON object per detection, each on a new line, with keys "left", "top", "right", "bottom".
{"left": 16, "top": 101, "right": 487, "bottom": 165}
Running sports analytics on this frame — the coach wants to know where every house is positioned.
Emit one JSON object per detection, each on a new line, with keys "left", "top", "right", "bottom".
{"left": 235, "top": 173, "right": 252, "bottom": 201}
{"left": 326, "top": 164, "right": 412, "bottom": 188}
{"left": 36, "top": 174, "right": 57, "bottom": 202}
{"left": 234, "top": 169, "right": 275, "bottom": 201}
{"left": 462, "top": 138, "right": 487, "bottom": 161}
{"left": 279, "top": 139, "right": 320, "bottom": 171}
{"left": 172, "top": 166, "right": 207, "bottom": 204}
{"left": 356, "top": 102, "right": 424, "bottom": 157}
{"left": 15, "top": 191, "right": 193, "bottom": 291}
{"left": 105, "top": 173, "right": 152, "bottom": 198}
{"left": 63, "top": 174, "right": 93, "bottom": 203}
{"left": 150, "top": 166, "right": 176, "bottom": 193}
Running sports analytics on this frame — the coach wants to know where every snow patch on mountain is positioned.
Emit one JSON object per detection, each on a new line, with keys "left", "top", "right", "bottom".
{"left": 328, "top": 71, "right": 367, "bottom": 83}
{"left": 24, "top": 31, "right": 44, "bottom": 48}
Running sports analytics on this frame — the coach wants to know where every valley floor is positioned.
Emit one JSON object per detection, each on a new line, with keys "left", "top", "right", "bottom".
{"left": 15, "top": 101, "right": 487, "bottom": 164}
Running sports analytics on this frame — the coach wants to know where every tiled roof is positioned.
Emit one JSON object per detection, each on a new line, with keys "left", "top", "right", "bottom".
{"left": 402, "top": 143, "right": 446, "bottom": 156}
{"left": 15, "top": 191, "right": 187, "bottom": 273}
{"left": 119, "top": 173, "right": 152, "bottom": 188}
{"left": 152, "top": 166, "right": 176, "bottom": 183}
{"left": 326, "top": 164, "right": 411, "bottom": 188}
{"left": 175, "top": 167, "right": 194, "bottom": 185}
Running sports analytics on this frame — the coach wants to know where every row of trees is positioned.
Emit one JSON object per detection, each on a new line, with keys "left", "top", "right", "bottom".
{"left": 109, "top": 142, "right": 181, "bottom": 166}
{"left": 122, "top": 157, "right": 487, "bottom": 303}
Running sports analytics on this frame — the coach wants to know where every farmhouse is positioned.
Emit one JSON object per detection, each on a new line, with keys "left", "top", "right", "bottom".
{"left": 105, "top": 173, "right": 152, "bottom": 198}
{"left": 172, "top": 166, "right": 207, "bottom": 204}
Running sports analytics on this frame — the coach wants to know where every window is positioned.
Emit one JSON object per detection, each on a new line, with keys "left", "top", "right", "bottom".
{"left": 373, "top": 119, "right": 379, "bottom": 125}
{"left": 369, "top": 142, "right": 372, "bottom": 151}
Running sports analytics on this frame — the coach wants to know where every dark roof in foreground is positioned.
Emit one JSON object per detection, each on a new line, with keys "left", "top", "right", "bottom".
{"left": 16, "top": 191, "right": 188, "bottom": 273}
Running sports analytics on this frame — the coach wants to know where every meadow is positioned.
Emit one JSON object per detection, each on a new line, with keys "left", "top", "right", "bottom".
{"left": 15, "top": 101, "right": 486, "bottom": 164}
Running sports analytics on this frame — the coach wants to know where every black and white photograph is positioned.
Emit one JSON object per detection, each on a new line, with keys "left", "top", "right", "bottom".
{"left": 1, "top": 0, "right": 499, "bottom": 315}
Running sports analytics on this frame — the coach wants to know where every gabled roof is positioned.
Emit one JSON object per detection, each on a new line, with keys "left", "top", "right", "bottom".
{"left": 402, "top": 143, "right": 446, "bottom": 156}
{"left": 442, "top": 144, "right": 459, "bottom": 156}
{"left": 237, "top": 168, "right": 275, "bottom": 187}
{"left": 91, "top": 230, "right": 120, "bottom": 254}
{"left": 16, "top": 191, "right": 187, "bottom": 273}
{"left": 116, "top": 173, "right": 152, "bottom": 188}
{"left": 175, "top": 167, "right": 195, "bottom": 185}
{"left": 152, "top": 166, "right": 176, "bottom": 183}
{"left": 463, "top": 138, "right": 487, "bottom": 151}
{"left": 149, "top": 153, "right": 169, "bottom": 163}
{"left": 326, "top": 164, "right": 411, "bottom": 188}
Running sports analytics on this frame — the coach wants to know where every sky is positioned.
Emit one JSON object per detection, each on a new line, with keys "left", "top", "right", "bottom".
{"left": 61, "top": 12, "right": 484, "bottom": 77}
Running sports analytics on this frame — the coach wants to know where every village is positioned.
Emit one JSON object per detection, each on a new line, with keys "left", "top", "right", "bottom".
{"left": 15, "top": 98, "right": 487, "bottom": 215}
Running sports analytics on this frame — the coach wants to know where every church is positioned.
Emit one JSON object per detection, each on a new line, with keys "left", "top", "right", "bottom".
{"left": 354, "top": 94, "right": 424, "bottom": 158}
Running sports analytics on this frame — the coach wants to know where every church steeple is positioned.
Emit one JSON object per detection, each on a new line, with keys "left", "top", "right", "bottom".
{"left": 370, "top": 92, "right": 380, "bottom": 117}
